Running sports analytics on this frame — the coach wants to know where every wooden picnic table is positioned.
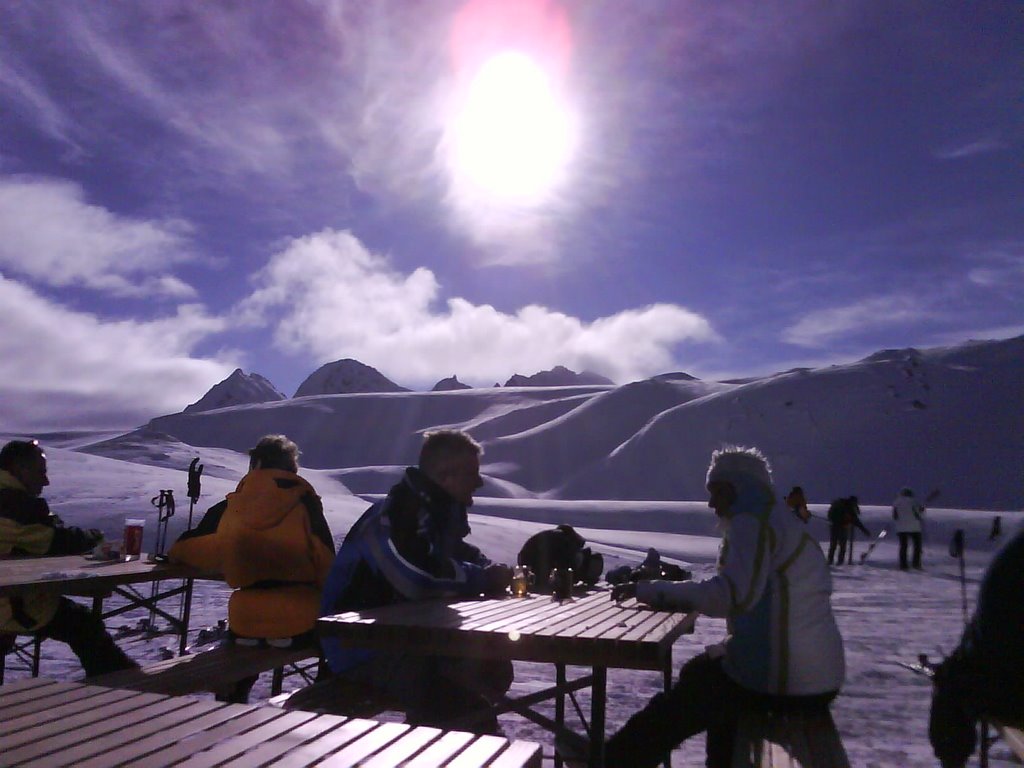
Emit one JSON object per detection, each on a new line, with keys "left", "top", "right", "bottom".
{"left": 0, "top": 676, "right": 542, "bottom": 767}
{"left": 0, "top": 553, "right": 217, "bottom": 665}
{"left": 318, "top": 588, "right": 697, "bottom": 768}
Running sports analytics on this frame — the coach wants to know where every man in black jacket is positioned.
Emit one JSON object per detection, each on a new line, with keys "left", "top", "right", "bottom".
{"left": 930, "top": 528, "right": 1024, "bottom": 767}
{"left": 0, "top": 440, "right": 137, "bottom": 676}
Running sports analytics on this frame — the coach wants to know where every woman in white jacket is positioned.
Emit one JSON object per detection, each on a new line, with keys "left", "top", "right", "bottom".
{"left": 595, "top": 446, "right": 845, "bottom": 767}
{"left": 892, "top": 487, "right": 924, "bottom": 570}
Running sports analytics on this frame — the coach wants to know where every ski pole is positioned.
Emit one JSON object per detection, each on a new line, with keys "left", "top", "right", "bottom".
{"left": 187, "top": 457, "right": 203, "bottom": 532}
{"left": 949, "top": 529, "right": 968, "bottom": 626}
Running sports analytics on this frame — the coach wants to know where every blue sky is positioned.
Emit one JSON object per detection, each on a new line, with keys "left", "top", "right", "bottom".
{"left": 1, "top": 1, "right": 1021, "bottom": 432}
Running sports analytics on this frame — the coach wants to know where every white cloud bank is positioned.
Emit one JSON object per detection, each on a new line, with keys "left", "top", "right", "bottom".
{"left": 0, "top": 177, "right": 196, "bottom": 298}
{"left": 237, "top": 229, "right": 717, "bottom": 385}
{"left": 0, "top": 276, "right": 231, "bottom": 432}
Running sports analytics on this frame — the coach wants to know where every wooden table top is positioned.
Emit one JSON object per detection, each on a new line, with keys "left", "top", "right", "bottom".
{"left": 0, "top": 677, "right": 542, "bottom": 768}
{"left": 318, "top": 589, "right": 697, "bottom": 671}
{"left": 0, "top": 554, "right": 213, "bottom": 597}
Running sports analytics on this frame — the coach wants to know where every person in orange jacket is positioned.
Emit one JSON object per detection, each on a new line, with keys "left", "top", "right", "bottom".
{"left": 170, "top": 435, "right": 334, "bottom": 650}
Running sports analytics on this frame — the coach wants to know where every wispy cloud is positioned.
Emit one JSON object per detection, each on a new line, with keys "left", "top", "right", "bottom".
{"left": 236, "top": 229, "right": 717, "bottom": 385}
{"left": 934, "top": 137, "right": 1008, "bottom": 160}
{"left": 0, "top": 59, "right": 81, "bottom": 155}
{"left": 0, "top": 176, "right": 196, "bottom": 298}
{"left": 782, "top": 295, "right": 932, "bottom": 348}
{"left": 0, "top": 276, "right": 231, "bottom": 431}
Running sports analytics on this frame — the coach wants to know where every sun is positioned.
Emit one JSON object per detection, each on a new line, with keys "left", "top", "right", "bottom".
{"left": 448, "top": 50, "right": 576, "bottom": 205}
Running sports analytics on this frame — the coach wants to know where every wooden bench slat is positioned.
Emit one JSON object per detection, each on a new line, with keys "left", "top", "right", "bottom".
{"left": 359, "top": 726, "right": 445, "bottom": 768}
{"left": 173, "top": 709, "right": 322, "bottom": 768}
{"left": 403, "top": 730, "right": 479, "bottom": 767}
{"left": 0, "top": 681, "right": 107, "bottom": 726}
{"left": 74, "top": 699, "right": 239, "bottom": 768}
{"left": 315, "top": 720, "right": 413, "bottom": 767}
{"left": 89, "top": 643, "right": 318, "bottom": 696}
{"left": 262, "top": 716, "right": 380, "bottom": 768}
{"left": 484, "top": 740, "right": 544, "bottom": 768}
{"left": 5, "top": 692, "right": 196, "bottom": 766}
{"left": 0, "top": 686, "right": 142, "bottom": 743}
{"left": 444, "top": 734, "right": 520, "bottom": 768}
{"left": 124, "top": 704, "right": 288, "bottom": 766}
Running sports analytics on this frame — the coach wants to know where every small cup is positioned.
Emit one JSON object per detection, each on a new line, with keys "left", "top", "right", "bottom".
{"left": 511, "top": 565, "right": 534, "bottom": 597}
{"left": 123, "top": 519, "right": 145, "bottom": 561}
{"left": 550, "top": 567, "right": 574, "bottom": 600}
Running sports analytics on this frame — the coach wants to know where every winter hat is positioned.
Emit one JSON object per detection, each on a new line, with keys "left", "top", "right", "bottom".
{"left": 706, "top": 446, "right": 774, "bottom": 494}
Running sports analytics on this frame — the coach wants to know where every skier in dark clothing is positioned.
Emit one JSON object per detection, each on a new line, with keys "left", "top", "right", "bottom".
{"left": 0, "top": 440, "right": 138, "bottom": 677}
{"left": 844, "top": 496, "right": 870, "bottom": 564}
{"left": 930, "top": 527, "right": 1024, "bottom": 767}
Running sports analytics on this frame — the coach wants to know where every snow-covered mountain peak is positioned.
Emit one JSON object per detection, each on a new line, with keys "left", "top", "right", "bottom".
{"left": 294, "top": 359, "right": 409, "bottom": 397}
{"left": 183, "top": 369, "right": 285, "bottom": 414}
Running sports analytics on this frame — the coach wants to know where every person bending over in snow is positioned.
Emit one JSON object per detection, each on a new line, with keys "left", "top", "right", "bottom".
{"left": 577, "top": 446, "right": 845, "bottom": 768}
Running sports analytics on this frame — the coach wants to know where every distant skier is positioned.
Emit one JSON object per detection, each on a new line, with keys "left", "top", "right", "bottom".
{"left": 988, "top": 516, "right": 1002, "bottom": 541}
{"left": 785, "top": 486, "right": 811, "bottom": 523}
{"left": 893, "top": 487, "right": 925, "bottom": 570}
{"left": 827, "top": 497, "right": 867, "bottom": 565}
{"left": 844, "top": 496, "right": 870, "bottom": 564}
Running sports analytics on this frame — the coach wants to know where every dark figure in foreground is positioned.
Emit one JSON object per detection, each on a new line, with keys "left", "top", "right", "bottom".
{"left": 892, "top": 487, "right": 925, "bottom": 570}
{"left": 596, "top": 447, "right": 845, "bottom": 768}
{"left": 930, "top": 527, "right": 1024, "bottom": 767}
{"left": 321, "top": 430, "right": 513, "bottom": 733}
{"left": 0, "top": 440, "right": 137, "bottom": 677}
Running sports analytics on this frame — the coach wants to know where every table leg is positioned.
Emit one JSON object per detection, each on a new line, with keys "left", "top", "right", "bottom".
{"left": 663, "top": 655, "right": 674, "bottom": 768}
{"left": 178, "top": 579, "right": 194, "bottom": 656}
{"left": 555, "top": 662, "right": 566, "bottom": 768}
{"left": 590, "top": 666, "right": 606, "bottom": 768}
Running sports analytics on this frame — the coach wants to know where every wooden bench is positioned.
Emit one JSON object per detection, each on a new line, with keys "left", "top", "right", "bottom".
{"left": 732, "top": 707, "right": 851, "bottom": 768}
{"left": 269, "top": 673, "right": 404, "bottom": 719}
{"left": 88, "top": 642, "right": 319, "bottom": 700}
{"left": 1, "top": 676, "right": 544, "bottom": 767}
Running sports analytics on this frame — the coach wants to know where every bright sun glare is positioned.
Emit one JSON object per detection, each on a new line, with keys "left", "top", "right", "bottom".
{"left": 449, "top": 50, "right": 575, "bottom": 205}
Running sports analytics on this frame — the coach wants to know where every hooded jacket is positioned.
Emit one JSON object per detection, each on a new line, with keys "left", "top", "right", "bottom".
{"left": 320, "top": 466, "right": 492, "bottom": 674}
{"left": 0, "top": 469, "right": 100, "bottom": 632}
{"left": 636, "top": 449, "right": 845, "bottom": 696}
{"left": 169, "top": 468, "right": 334, "bottom": 639}
{"left": 892, "top": 492, "right": 924, "bottom": 533}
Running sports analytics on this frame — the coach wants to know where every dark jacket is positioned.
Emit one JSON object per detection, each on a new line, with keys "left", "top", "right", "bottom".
{"left": 320, "top": 467, "right": 492, "bottom": 673}
{"left": 1, "top": 470, "right": 101, "bottom": 631}
{"left": 930, "top": 528, "right": 1024, "bottom": 766}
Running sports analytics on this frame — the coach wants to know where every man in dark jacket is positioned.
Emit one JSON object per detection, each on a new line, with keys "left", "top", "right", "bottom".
{"left": 321, "top": 430, "right": 513, "bottom": 732}
{"left": 0, "top": 440, "right": 137, "bottom": 676}
{"left": 930, "top": 527, "right": 1024, "bottom": 767}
